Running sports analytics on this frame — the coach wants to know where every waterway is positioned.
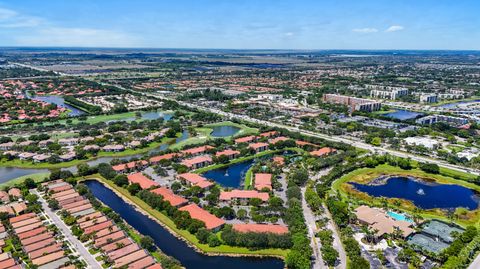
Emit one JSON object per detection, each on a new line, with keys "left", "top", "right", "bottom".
{"left": 0, "top": 129, "right": 190, "bottom": 183}
{"left": 350, "top": 176, "right": 480, "bottom": 210}
{"left": 31, "top": 95, "right": 85, "bottom": 116}
{"left": 84, "top": 180, "right": 284, "bottom": 269}
{"left": 202, "top": 159, "right": 254, "bottom": 188}
{"left": 210, "top": 125, "right": 240, "bottom": 137}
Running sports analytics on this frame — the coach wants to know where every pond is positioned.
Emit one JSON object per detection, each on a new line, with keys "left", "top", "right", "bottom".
{"left": 202, "top": 159, "right": 254, "bottom": 188}
{"left": 84, "top": 180, "right": 284, "bottom": 269}
{"left": 106, "top": 111, "right": 173, "bottom": 123}
{"left": 0, "top": 167, "right": 49, "bottom": 184}
{"left": 32, "top": 95, "right": 85, "bottom": 116}
{"left": 383, "top": 110, "right": 423, "bottom": 121}
{"left": 350, "top": 176, "right": 480, "bottom": 210}
{"left": 0, "top": 130, "right": 191, "bottom": 182}
{"left": 439, "top": 100, "right": 480, "bottom": 109}
{"left": 210, "top": 125, "right": 241, "bottom": 137}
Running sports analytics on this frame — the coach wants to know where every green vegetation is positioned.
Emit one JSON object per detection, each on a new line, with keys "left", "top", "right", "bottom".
{"left": 0, "top": 172, "right": 49, "bottom": 188}
{"left": 80, "top": 175, "right": 289, "bottom": 258}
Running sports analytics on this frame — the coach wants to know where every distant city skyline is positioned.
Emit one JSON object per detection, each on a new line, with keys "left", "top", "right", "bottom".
{"left": 0, "top": 0, "right": 479, "bottom": 50}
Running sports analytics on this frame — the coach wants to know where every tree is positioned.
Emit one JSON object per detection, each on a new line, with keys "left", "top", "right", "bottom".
{"left": 48, "top": 199, "right": 60, "bottom": 210}
{"left": 23, "top": 177, "right": 37, "bottom": 189}
{"left": 419, "top": 162, "right": 440, "bottom": 174}
{"left": 140, "top": 236, "right": 155, "bottom": 251}
{"left": 370, "top": 137, "right": 382, "bottom": 146}
{"left": 196, "top": 228, "right": 211, "bottom": 244}
{"left": 113, "top": 174, "right": 129, "bottom": 187}
{"left": 237, "top": 209, "right": 247, "bottom": 220}
{"left": 286, "top": 250, "right": 311, "bottom": 269}
{"left": 127, "top": 183, "right": 142, "bottom": 195}
{"left": 218, "top": 206, "right": 235, "bottom": 219}
{"left": 321, "top": 245, "right": 339, "bottom": 266}
{"left": 268, "top": 196, "right": 284, "bottom": 208}
{"left": 171, "top": 182, "right": 182, "bottom": 193}
{"left": 77, "top": 163, "right": 91, "bottom": 176}
{"left": 288, "top": 168, "right": 309, "bottom": 186}
{"left": 207, "top": 234, "right": 221, "bottom": 247}
{"left": 97, "top": 163, "right": 116, "bottom": 180}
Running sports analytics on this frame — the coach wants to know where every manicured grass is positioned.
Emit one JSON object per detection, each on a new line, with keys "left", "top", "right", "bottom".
{"left": 81, "top": 175, "right": 288, "bottom": 258}
{"left": 0, "top": 172, "right": 50, "bottom": 188}
{"left": 244, "top": 166, "right": 254, "bottom": 190}
{"left": 332, "top": 164, "right": 480, "bottom": 226}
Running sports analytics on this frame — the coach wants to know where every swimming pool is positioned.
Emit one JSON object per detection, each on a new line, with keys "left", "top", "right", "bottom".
{"left": 387, "top": 211, "right": 413, "bottom": 223}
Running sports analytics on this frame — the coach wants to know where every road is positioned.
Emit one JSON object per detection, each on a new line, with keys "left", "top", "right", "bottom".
{"left": 33, "top": 190, "right": 102, "bottom": 269}
{"left": 301, "top": 186, "right": 327, "bottom": 269}
{"left": 323, "top": 205, "right": 347, "bottom": 269}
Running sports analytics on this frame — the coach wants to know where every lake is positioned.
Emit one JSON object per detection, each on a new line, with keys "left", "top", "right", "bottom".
{"left": 210, "top": 125, "right": 241, "bottom": 137}
{"left": 32, "top": 95, "right": 85, "bottom": 116}
{"left": 84, "top": 180, "right": 284, "bottom": 269}
{"left": 202, "top": 159, "right": 254, "bottom": 188}
{"left": 383, "top": 110, "right": 423, "bottom": 121}
{"left": 350, "top": 176, "right": 480, "bottom": 210}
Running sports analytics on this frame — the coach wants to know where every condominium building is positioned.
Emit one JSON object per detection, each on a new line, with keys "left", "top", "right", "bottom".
{"left": 368, "top": 85, "right": 409, "bottom": 100}
{"left": 323, "top": 94, "right": 381, "bottom": 112}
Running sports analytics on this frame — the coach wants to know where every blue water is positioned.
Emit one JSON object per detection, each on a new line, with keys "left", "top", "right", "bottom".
{"left": 350, "top": 176, "right": 480, "bottom": 210}
{"left": 384, "top": 110, "right": 423, "bottom": 121}
{"left": 387, "top": 211, "right": 413, "bottom": 223}
{"left": 84, "top": 180, "right": 283, "bottom": 269}
{"left": 142, "top": 111, "right": 173, "bottom": 121}
{"left": 210, "top": 125, "right": 240, "bottom": 137}
{"left": 203, "top": 159, "right": 254, "bottom": 188}
{"left": 32, "top": 95, "right": 85, "bottom": 116}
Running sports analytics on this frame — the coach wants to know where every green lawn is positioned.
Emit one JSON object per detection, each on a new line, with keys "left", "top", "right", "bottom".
{"left": 0, "top": 172, "right": 49, "bottom": 188}
{"left": 81, "top": 175, "right": 288, "bottom": 258}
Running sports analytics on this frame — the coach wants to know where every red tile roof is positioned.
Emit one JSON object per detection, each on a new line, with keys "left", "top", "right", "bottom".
{"left": 310, "top": 147, "right": 336, "bottom": 157}
{"left": 181, "top": 155, "right": 212, "bottom": 168}
{"left": 181, "top": 145, "right": 214, "bottom": 155}
{"left": 268, "top": 136, "right": 289, "bottom": 144}
{"left": 112, "top": 160, "right": 148, "bottom": 171}
{"left": 177, "top": 173, "right": 214, "bottom": 189}
{"left": 295, "top": 140, "right": 319, "bottom": 147}
{"left": 215, "top": 149, "right": 240, "bottom": 157}
{"left": 179, "top": 204, "right": 225, "bottom": 230}
{"left": 234, "top": 135, "right": 256, "bottom": 144}
{"left": 127, "top": 173, "right": 160, "bottom": 189}
{"left": 233, "top": 224, "right": 288, "bottom": 234}
{"left": 254, "top": 173, "right": 272, "bottom": 191}
{"left": 259, "top": 131, "right": 278, "bottom": 137}
{"left": 249, "top": 142, "right": 269, "bottom": 150}
{"left": 220, "top": 190, "right": 269, "bottom": 202}
{"left": 149, "top": 153, "right": 178, "bottom": 163}
{"left": 150, "top": 187, "right": 188, "bottom": 207}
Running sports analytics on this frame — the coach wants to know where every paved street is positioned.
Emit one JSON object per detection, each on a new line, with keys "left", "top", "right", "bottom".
{"left": 33, "top": 189, "right": 102, "bottom": 269}
{"left": 301, "top": 186, "right": 327, "bottom": 269}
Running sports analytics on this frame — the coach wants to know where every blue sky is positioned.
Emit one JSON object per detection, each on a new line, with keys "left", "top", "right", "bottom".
{"left": 0, "top": 0, "right": 478, "bottom": 50}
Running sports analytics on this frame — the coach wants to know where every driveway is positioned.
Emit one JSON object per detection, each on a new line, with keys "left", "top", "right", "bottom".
{"left": 33, "top": 189, "right": 102, "bottom": 269}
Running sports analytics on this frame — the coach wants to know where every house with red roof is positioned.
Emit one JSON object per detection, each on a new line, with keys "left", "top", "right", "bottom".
{"left": 181, "top": 155, "right": 212, "bottom": 169}
{"left": 149, "top": 153, "right": 178, "bottom": 164}
{"left": 234, "top": 135, "right": 257, "bottom": 144}
{"left": 180, "top": 145, "right": 214, "bottom": 156}
{"left": 254, "top": 173, "right": 272, "bottom": 191}
{"left": 232, "top": 223, "right": 288, "bottom": 235}
{"left": 249, "top": 142, "right": 269, "bottom": 153}
{"left": 112, "top": 160, "right": 148, "bottom": 173}
{"left": 259, "top": 131, "right": 278, "bottom": 138}
{"left": 219, "top": 190, "right": 269, "bottom": 205}
{"left": 268, "top": 136, "right": 289, "bottom": 145}
{"left": 310, "top": 147, "right": 337, "bottom": 157}
{"left": 150, "top": 187, "right": 188, "bottom": 207}
{"left": 127, "top": 173, "right": 159, "bottom": 189}
{"left": 179, "top": 204, "right": 225, "bottom": 231}
{"left": 177, "top": 173, "right": 214, "bottom": 189}
{"left": 215, "top": 149, "right": 240, "bottom": 160}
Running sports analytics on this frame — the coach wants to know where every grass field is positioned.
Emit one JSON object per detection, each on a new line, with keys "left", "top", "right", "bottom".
{"left": 82, "top": 175, "right": 288, "bottom": 258}
{"left": 0, "top": 172, "right": 49, "bottom": 188}
{"left": 332, "top": 164, "right": 480, "bottom": 227}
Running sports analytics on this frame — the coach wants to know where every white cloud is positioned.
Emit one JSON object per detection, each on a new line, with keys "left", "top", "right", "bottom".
{"left": 16, "top": 27, "right": 140, "bottom": 47}
{"left": 284, "top": 32, "right": 294, "bottom": 37}
{"left": 352, "top": 28, "right": 378, "bottom": 33}
{"left": 386, "top": 25, "right": 404, "bottom": 32}
{"left": 0, "top": 7, "right": 41, "bottom": 28}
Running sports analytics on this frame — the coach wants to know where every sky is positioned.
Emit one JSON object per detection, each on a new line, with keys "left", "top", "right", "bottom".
{"left": 0, "top": 0, "right": 479, "bottom": 50}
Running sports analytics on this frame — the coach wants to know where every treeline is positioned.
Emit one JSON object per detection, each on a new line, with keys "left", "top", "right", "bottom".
{"left": 221, "top": 225, "right": 292, "bottom": 249}
{"left": 63, "top": 95, "right": 102, "bottom": 114}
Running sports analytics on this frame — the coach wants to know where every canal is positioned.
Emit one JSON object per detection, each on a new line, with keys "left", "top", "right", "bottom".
{"left": 84, "top": 180, "right": 284, "bottom": 269}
